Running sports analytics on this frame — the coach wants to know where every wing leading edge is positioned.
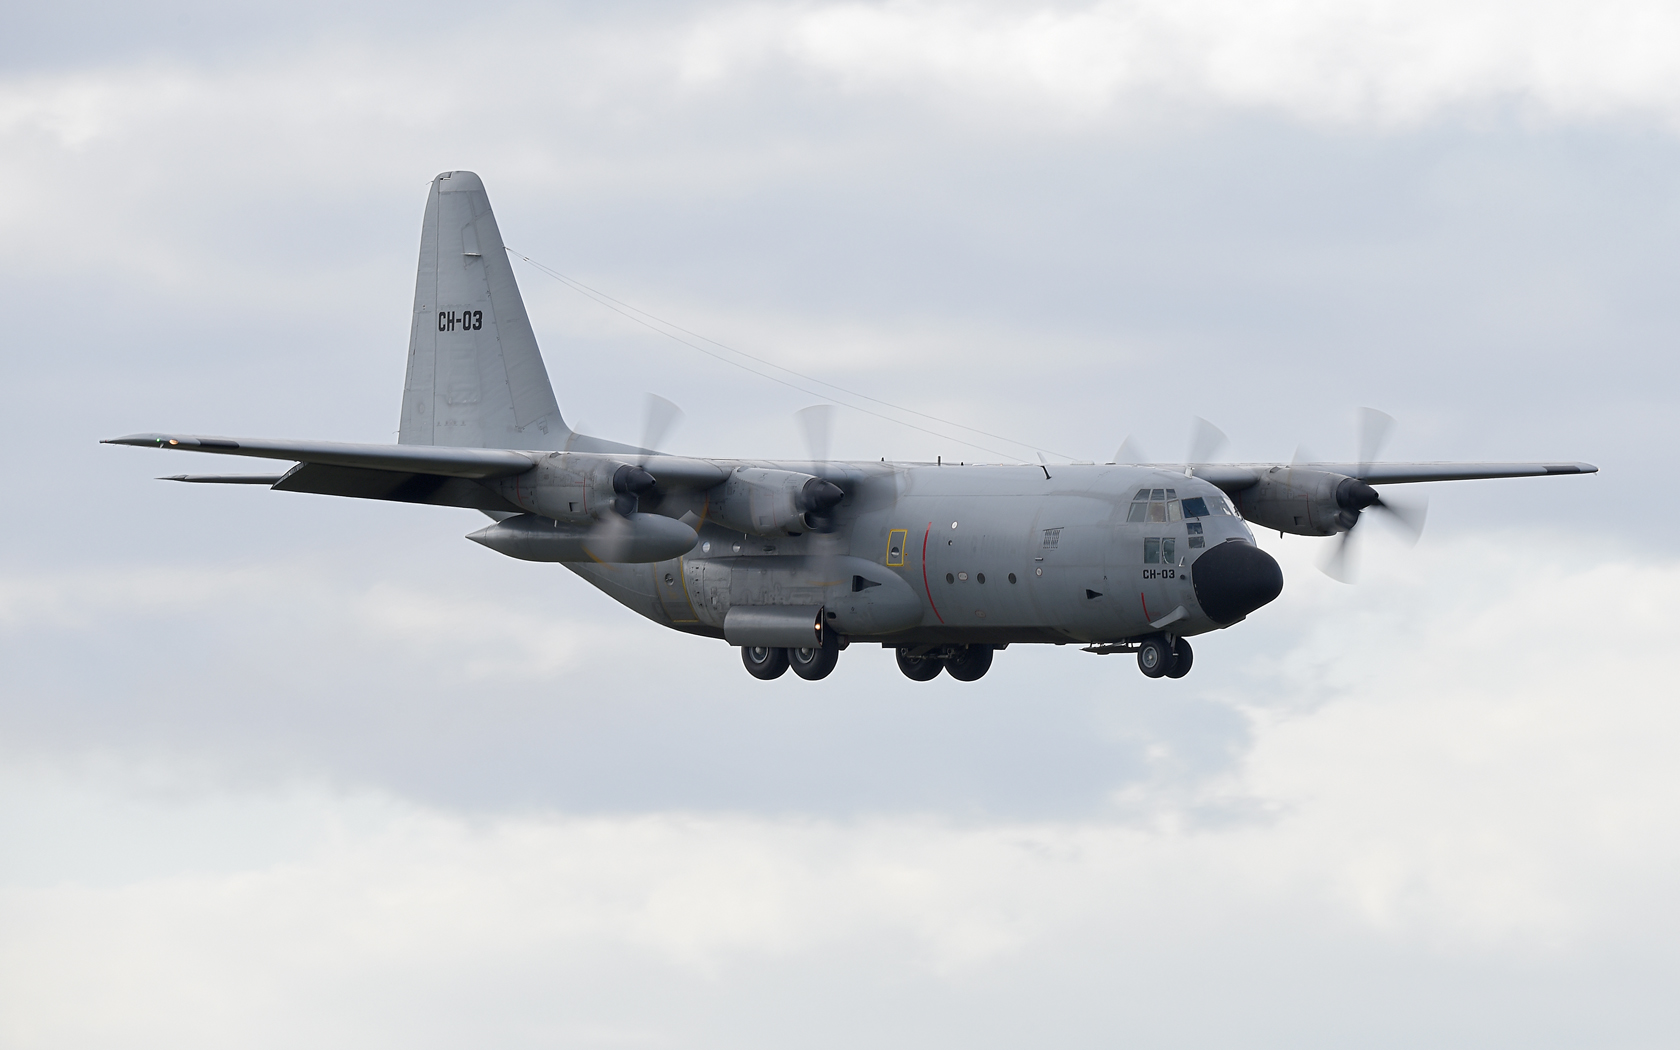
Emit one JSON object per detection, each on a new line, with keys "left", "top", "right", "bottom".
{"left": 1188, "top": 461, "right": 1597, "bottom": 491}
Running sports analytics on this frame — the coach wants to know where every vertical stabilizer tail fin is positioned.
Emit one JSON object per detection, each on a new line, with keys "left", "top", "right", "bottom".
{"left": 399, "top": 171, "right": 569, "bottom": 450}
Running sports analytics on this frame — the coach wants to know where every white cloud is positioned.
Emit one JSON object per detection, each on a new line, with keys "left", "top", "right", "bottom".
{"left": 3, "top": 534, "right": 1677, "bottom": 1044}
{"left": 688, "top": 0, "right": 1680, "bottom": 126}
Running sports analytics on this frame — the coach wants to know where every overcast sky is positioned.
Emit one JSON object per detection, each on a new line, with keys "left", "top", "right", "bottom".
{"left": 1, "top": 2, "right": 1676, "bottom": 1047}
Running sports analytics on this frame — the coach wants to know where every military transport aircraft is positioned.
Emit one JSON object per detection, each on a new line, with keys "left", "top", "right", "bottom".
{"left": 105, "top": 171, "right": 1597, "bottom": 683}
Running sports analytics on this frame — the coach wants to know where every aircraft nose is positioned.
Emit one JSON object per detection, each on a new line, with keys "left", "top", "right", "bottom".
{"left": 1191, "top": 541, "right": 1283, "bottom": 625}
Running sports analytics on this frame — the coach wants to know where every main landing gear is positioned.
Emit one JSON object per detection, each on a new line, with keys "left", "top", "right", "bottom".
{"left": 741, "top": 641, "right": 841, "bottom": 681}
{"left": 894, "top": 645, "right": 995, "bottom": 682}
{"left": 1137, "top": 634, "right": 1193, "bottom": 679}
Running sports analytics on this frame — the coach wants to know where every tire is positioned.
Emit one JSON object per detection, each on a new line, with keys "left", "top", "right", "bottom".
{"left": 1164, "top": 637, "right": 1194, "bottom": 679}
{"left": 945, "top": 645, "right": 994, "bottom": 682}
{"left": 1136, "top": 634, "right": 1176, "bottom": 678}
{"left": 896, "top": 648, "right": 943, "bottom": 681}
{"left": 789, "top": 643, "right": 840, "bottom": 681}
{"left": 742, "top": 645, "right": 790, "bottom": 680}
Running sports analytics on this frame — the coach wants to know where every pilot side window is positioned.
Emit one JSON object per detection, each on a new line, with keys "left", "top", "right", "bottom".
{"left": 1182, "top": 496, "right": 1210, "bottom": 518}
{"left": 1187, "top": 521, "right": 1205, "bottom": 548}
{"left": 1143, "top": 537, "right": 1178, "bottom": 564}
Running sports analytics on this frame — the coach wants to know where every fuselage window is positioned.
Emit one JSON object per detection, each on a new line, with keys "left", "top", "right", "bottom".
{"left": 1143, "top": 537, "right": 1178, "bottom": 564}
{"left": 1133, "top": 490, "right": 1189, "bottom": 523}
{"left": 1186, "top": 521, "right": 1205, "bottom": 548}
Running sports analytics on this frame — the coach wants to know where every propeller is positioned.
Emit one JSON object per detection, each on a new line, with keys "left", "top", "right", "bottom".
{"left": 638, "top": 393, "right": 683, "bottom": 465}
{"left": 591, "top": 394, "right": 685, "bottom": 560}
{"left": 795, "top": 404, "right": 832, "bottom": 466}
{"left": 1114, "top": 436, "right": 1148, "bottom": 465}
{"left": 1318, "top": 407, "right": 1429, "bottom": 583}
{"left": 794, "top": 404, "right": 844, "bottom": 533}
{"left": 1187, "top": 416, "right": 1228, "bottom": 466}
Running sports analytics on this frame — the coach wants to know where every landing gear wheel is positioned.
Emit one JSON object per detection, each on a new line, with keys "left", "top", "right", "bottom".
{"left": 742, "top": 645, "right": 789, "bottom": 680}
{"left": 789, "top": 643, "right": 840, "bottom": 681}
{"left": 896, "top": 648, "right": 943, "bottom": 681}
{"left": 1137, "top": 635, "right": 1176, "bottom": 679}
{"left": 945, "top": 645, "right": 994, "bottom": 682}
{"left": 1164, "top": 638, "right": 1193, "bottom": 679}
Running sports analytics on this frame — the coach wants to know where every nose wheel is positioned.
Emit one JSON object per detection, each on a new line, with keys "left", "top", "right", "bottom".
{"left": 1137, "top": 635, "right": 1192, "bottom": 678}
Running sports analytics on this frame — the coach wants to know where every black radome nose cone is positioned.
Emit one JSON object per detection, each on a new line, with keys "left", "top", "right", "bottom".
{"left": 1192, "top": 542, "right": 1284, "bottom": 625}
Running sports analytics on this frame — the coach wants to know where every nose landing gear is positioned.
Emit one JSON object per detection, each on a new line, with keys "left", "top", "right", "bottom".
{"left": 1137, "top": 635, "right": 1193, "bottom": 679}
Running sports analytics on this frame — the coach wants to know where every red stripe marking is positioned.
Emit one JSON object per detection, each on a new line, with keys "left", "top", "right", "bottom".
{"left": 1139, "top": 592, "right": 1152, "bottom": 622}
{"left": 921, "top": 523, "right": 944, "bottom": 624}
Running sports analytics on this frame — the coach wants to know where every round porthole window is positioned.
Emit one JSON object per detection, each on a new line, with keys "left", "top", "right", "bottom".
{"left": 946, "top": 572, "right": 955, "bottom": 584}
{"left": 664, "top": 573, "right": 674, "bottom": 585}
{"left": 1035, "top": 567, "right": 1043, "bottom": 576}
{"left": 1008, "top": 573, "right": 1017, "bottom": 584}
{"left": 976, "top": 573, "right": 986, "bottom": 584}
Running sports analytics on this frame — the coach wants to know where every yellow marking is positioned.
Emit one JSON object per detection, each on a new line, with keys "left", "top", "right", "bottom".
{"left": 886, "top": 528, "right": 908, "bottom": 567}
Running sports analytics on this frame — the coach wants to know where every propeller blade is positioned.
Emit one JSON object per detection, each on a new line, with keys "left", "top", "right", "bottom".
{"left": 1188, "top": 417, "right": 1228, "bottom": 465}
{"left": 584, "top": 513, "right": 634, "bottom": 563}
{"left": 1373, "top": 493, "right": 1428, "bottom": 546}
{"left": 1291, "top": 443, "right": 1317, "bottom": 467}
{"left": 640, "top": 394, "right": 684, "bottom": 463}
{"left": 795, "top": 404, "right": 834, "bottom": 465}
{"left": 1356, "top": 407, "right": 1396, "bottom": 473}
{"left": 1317, "top": 529, "right": 1358, "bottom": 584}
{"left": 1115, "top": 436, "right": 1148, "bottom": 464}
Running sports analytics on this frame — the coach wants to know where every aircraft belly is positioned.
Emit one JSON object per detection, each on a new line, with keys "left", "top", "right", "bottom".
{"left": 565, "top": 561, "right": 719, "bottom": 635}
{"left": 681, "top": 553, "right": 922, "bottom": 640}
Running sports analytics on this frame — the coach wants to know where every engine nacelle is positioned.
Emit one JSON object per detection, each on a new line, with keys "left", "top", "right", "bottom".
{"left": 487, "top": 456, "right": 653, "bottom": 522}
{"left": 706, "top": 468, "right": 845, "bottom": 537}
{"left": 1231, "top": 468, "right": 1380, "bottom": 537}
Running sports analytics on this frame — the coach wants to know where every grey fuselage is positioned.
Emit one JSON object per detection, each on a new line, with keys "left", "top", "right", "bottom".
{"left": 571, "top": 461, "right": 1257, "bottom": 646}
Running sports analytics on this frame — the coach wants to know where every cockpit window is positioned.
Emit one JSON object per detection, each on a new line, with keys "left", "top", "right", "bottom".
{"left": 1182, "top": 496, "right": 1210, "bottom": 518}
{"left": 1150, "top": 488, "right": 1165, "bottom": 500}
{"left": 1133, "top": 489, "right": 1151, "bottom": 501}
{"left": 1127, "top": 501, "right": 1147, "bottom": 522}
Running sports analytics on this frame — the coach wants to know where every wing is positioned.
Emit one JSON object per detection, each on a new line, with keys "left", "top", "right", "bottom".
{"left": 1188, "top": 461, "right": 1598, "bottom": 491}
{"left": 104, "top": 433, "right": 537, "bottom": 478}
{"left": 106, "top": 432, "right": 734, "bottom": 517}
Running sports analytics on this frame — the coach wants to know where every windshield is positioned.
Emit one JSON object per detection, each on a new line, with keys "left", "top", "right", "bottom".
{"left": 1127, "top": 487, "right": 1230, "bottom": 523}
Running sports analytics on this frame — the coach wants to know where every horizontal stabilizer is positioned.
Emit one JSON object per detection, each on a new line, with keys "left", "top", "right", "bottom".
{"left": 162, "top": 474, "right": 285, "bottom": 485}
{"left": 105, "top": 433, "right": 535, "bottom": 478}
